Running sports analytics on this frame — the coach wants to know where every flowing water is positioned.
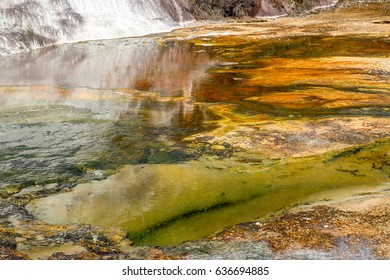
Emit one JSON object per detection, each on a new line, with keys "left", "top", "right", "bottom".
{"left": 1, "top": 4, "right": 390, "bottom": 247}
{"left": 0, "top": 0, "right": 192, "bottom": 55}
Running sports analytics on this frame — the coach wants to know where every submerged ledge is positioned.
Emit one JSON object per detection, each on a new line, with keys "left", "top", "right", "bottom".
{"left": 2, "top": 183, "right": 390, "bottom": 260}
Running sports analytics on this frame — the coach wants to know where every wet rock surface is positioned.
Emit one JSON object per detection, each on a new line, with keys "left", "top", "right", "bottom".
{"left": 2, "top": 191, "right": 390, "bottom": 259}
{"left": 0, "top": 197, "right": 131, "bottom": 260}
{"left": 0, "top": 104, "right": 113, "bottom": 189}
{"left": 207, "top": 191, "right": 390, "bottom": 259}
{"left": 188, "top": 0, "right": 336, "bottom": 19}
{"left": 0, "top": 1, "right": 390, "bottom": 259}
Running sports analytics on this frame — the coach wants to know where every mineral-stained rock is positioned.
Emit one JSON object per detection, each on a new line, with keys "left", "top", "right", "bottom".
{"left": 210, "top": 192, "right": 390, "bottom": 259}
{"left": 0, "top": 247, "right": 30, "bottom": 260}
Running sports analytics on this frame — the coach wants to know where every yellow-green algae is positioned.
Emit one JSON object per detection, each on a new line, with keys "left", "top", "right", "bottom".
{"left": 28, "top": 139, "right": 390, "bottom": 245}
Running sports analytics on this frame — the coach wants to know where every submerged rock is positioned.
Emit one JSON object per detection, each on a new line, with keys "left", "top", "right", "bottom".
{"left": 210, "top": 191, "right": 390, "bottom": 259}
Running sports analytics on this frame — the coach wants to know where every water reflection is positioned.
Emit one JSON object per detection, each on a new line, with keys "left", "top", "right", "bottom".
{"left": 0, "top": 38, "right": 216, "bottom": 187}
{"left": 0, "top": 38, "right": 215, "bottom": 122}
{"left": 0, "top": 38, "right": 210, "bottom": 92}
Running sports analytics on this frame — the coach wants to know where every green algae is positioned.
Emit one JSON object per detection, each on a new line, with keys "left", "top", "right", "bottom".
{"left": 27, "top": 139, "right": 390, "bottom": 246}
{"left": 132, "top": 140, "right": 390, "bottom": 245}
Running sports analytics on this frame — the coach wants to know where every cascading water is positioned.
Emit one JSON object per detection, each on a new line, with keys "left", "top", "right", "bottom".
{"left": 0, "top": 0, "right": 193, "bottom": 56}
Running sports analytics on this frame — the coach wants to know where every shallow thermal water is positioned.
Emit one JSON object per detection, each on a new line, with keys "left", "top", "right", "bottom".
{"left": 1, "top": 31, "right": 389, "bottom": 246}
{"left": 27, "top": 143, "right": 390, "bottom": 245}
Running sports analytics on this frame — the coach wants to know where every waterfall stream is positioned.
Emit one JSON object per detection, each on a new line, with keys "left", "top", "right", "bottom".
{"left": 0, "top": 0, "right": 193, "bottom": 55}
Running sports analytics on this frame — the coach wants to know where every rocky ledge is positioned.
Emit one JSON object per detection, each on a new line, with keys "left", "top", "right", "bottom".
{"left": 2, "top": 190, "right": 389, "bottom": 260}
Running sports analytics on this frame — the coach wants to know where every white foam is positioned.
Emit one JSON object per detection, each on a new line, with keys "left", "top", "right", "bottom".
{"left": 0, "top": 0, "right": 190, "bottom": 55}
